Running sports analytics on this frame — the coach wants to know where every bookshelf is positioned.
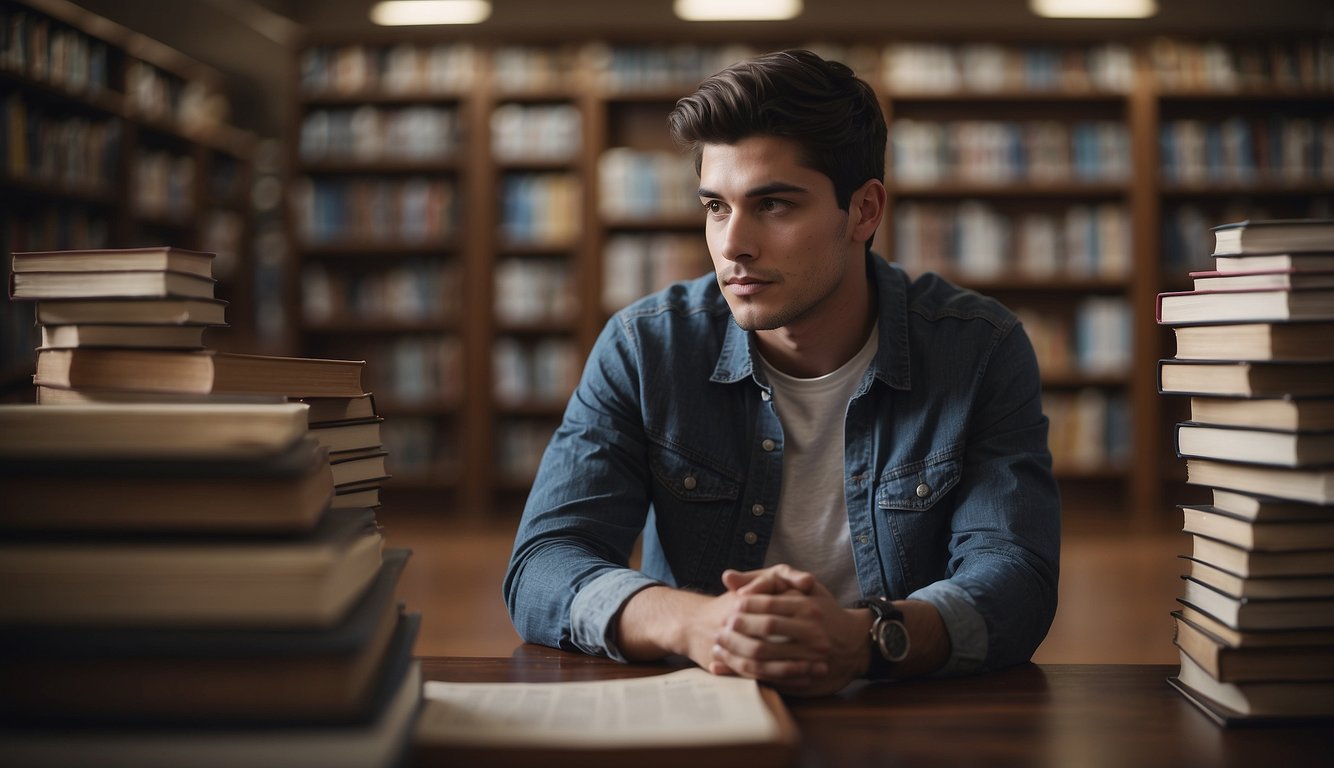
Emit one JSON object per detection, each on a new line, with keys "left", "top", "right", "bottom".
{"left": 290, "top": 36, "right": 1334, "bottom": 525}
{"left": 0, "top": 0, "right": 256, "bottom": 399}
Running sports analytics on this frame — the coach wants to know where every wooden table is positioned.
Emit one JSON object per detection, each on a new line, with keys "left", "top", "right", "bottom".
{"left": 417, "top": 646, "right": 1334, "bottom": 768}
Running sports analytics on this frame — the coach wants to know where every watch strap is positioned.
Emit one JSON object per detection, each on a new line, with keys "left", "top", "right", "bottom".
{"left": 855, "top": 596, "right": 904, "bottom": 680}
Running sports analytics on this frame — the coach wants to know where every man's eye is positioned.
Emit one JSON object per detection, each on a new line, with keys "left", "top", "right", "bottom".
{"left": 703, "top": 200, "right": 724, "bottom": 213}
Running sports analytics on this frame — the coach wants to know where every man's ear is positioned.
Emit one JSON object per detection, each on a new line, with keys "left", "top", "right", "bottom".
{"left": 850, "top": 179, "right": 887, "bottom": 244}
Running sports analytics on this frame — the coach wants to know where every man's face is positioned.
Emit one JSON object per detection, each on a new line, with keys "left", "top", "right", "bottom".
{"left": 698, "top": 136, "right": 862, "bottom": 333}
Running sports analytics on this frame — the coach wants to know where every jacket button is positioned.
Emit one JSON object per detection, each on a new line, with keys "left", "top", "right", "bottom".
{"left": 751, "top": 503, "right": 765, "bottom": 516}
{"left": 761, "top": 439, "right": 776, "bottom": 451}
{"left": 915, "top": 482, "right": 931, "bottom": 498}
{"left": 744, "top": 532, "right": 758, "bottom": 545}
{"left": 683, "top": 476, "right": 697, "bottom": 490}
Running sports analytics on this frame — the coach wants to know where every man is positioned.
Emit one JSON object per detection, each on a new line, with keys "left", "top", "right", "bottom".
{"left": 504, "top": 49, "right": 1059, "bottom": 696}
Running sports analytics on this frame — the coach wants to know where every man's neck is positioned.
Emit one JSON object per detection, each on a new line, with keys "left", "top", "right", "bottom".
{"left": 755, "top": 262, "right": 876, "bottom": 379}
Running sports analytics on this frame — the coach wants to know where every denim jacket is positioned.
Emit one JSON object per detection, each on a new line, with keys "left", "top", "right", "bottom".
{"left": 504, "top": 254, "right": 1060, "bottom": 676}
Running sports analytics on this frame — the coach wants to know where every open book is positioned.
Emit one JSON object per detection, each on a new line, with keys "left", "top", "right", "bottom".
{"left": 415, "top": 667, "right": 797, "bottom": 767}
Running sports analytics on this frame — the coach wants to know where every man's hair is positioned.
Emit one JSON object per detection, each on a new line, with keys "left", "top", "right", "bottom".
{"left": 668, "top": 49, "right": 886, "bottom": 212}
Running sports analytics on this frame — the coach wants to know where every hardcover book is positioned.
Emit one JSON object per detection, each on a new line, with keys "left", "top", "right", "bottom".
{"left": 39, "top": 324, "right": 207, "bottom": 349}
{"left": 1, "top": 660, "right": 422, "bottom": 768}
{"left": 1180, "top": 504, "right": 1334, "bottom": 551}
{"left": 1185, "top": 458, "right": 1333, "bottom": 505}
{"left": 1173, "top": 610, "right": 1334, "bottom": 682}
{"left": 1174, "top": 422, "right": 1334, "bottom": 468}
{"left": 1175, "top": 602, "right": 1334, "bottom": 649}
{"left": 1180, "top": 576, "right": 1334, "bottom": 631}
{"left": 1172, "top": 322, "right": 1334, "bottom": 362}
{"left": 0, "top": 550, "right": 410, "bottom": 724}
{"left": 1159, "top": 360, "right": 1334, "bottom": 398}
{"left": 1182, "top": 557, "right": 1334, "bottom": 600}
{"left": 0, "top": 508, "right": 384, "bottom": 628}
{"left": 0, "top": 403, "right": 311, "bottom": 460}
{"left": 1190, "top": 269, "right": 1334, "bottom": 292}
{"left": 1214, "top": 253, "right": 1334, "bottom": 274}
{"left": 11, "top": 270, "right": 216, "bottom": 300}
{"left": 301, "top": 393, "right": 379, "bottom": 424}
{"left": 1187, "top": 534, "right": 1334, "bottom": 579}
{"left": 1189, "top": 397, "right": 1334, "bottom": 432}
{"left": 310, "top": 418, "right": 383, "bottom": 454}
{"left": 11, "top": 246, "right": 215, "bottom": 277}
{"left": 1213, "top": 219, "right": 1334, "bottom": 256}
{"left": 1156, "top": 287, "right": 1334, "bottom": 325}
{"left": 0, "top": 437, "right": 335, "bottom": 533}
{"left": 34, "top": 298, "right": 227, "bottom": 326}
{"left": 34, "top": 349, "right": 365, "bottom": 398}
{"left": 1206, "top": 487, "right": 1334, "bottom": 522}
{"left": 1172, "top": 651, "right": 1334, "bottom": 722}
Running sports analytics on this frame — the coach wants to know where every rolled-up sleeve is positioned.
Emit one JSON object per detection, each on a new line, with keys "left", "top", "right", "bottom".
{"left": 503, "top": 317, "right": 661, "bottom": 659}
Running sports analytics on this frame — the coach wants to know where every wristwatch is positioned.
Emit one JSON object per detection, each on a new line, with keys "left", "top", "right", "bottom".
{"left": 856, "top": 596, "right": 910, "bottom": 679}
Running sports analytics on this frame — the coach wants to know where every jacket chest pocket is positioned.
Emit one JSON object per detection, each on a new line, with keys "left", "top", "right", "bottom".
{"left": 874, "top": 454, "right": 961, "bottom": 588}
{"left": 648, "top": 443, "right": 742, "bottom": 588}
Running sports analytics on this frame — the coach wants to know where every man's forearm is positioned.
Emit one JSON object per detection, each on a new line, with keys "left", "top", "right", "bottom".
{"left": 891, "top": 599, "right": 952, "bottom": 678}
{"left": 615, "top": 585, "right": 714, "bottom": 662}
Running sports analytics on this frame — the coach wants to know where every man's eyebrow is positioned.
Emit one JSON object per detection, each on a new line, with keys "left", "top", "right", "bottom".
{"left": 697, "top": 181, "right": 809, "bottom": 199}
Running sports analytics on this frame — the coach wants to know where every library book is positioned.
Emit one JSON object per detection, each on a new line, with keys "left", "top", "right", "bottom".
{"left": 10, "top": 246, "right": 215, "bottom": 277}
{"left": 1156, "top": 287, "right": 1334, "bottom": 325}
{"left": 1171, "top": 322, "right": 1334, "bottom": 362}
{"left": 1213, "top": 219, "right": 1334, "bottom": 256}
{"left": 34, "top": 348, "right": 365, "bottom": 398}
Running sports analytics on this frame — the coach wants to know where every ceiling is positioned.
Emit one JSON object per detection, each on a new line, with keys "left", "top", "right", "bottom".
{"left": 66, "top": 0, "right": 1334, "bottom": 136}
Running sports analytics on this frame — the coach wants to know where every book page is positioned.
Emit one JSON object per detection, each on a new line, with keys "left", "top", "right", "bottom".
{"left": 416, "top": 667, "right": 782, "bottom": 748}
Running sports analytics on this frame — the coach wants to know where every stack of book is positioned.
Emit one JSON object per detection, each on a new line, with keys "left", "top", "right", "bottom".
{"left": 0, "top": 404, "right": 421, "bottom": 767}
{"left": 1156, "top": 218, "right": 1334, "bottom": 725}
{"left": 2, "top": 246, "right": 416, "bottom": 764}
{"left": 10, "top": 246, "right": 392, "bottom": 508}
{"left": 305, "top": 393, "right": 388, "bottom": 510}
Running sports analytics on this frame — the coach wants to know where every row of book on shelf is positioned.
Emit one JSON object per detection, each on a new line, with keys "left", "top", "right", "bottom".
{"left": 298, "top": 38, "right": 1334, "bottom": 98}
{"left": 2, "top": 244, "right": 418, "bottom": 765}
{"left": 893, "top": 201, "right": 1130, "bottom": 281}
{"left": 889, "top": 119, "right": 1129, "bottom": 185}
{"left": 300, "top": 106, "right": 461, "bottom": 163}
{"left": 291, "top": 176, "right": 458, "bottom": 244}
{"left": 1159, "top": 116, "right": 1334, "bottom": 186}
{"left": 1154, "top": 217, "right": 1334, "bottom": 726}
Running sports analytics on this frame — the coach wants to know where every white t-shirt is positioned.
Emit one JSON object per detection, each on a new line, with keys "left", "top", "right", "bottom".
{"left": 758, "top": 325, "right": 878, "bottom": 607}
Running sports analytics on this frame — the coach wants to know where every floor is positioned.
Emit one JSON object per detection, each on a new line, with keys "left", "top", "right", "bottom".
{"left": 381, "top": 508, "right": 1185, "bottom": 665}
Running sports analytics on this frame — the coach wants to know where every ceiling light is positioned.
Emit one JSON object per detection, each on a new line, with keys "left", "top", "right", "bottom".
{"left": 370, "top": 0, "right": 491, "bottom": 26}
{"left": 1029, "top": 0, "right": 1157, "bottom": 18}
{"left": 674, "top": 0, "right": 803, "bottom": 22}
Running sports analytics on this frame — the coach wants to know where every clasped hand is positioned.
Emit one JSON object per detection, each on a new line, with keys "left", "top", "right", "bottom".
{"left": 700, "top": 564, "right": 869, "bottom": 696}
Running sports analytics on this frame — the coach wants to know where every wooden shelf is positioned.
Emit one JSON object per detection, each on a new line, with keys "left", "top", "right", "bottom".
{"left": 890, "top": 182, "right": 1129, "bottom": 198}
{"left": 889, "top": 90, "right": 1129, "bottom": 103}
{"left": 1, "top": 0, "right": 257, "bottom": 391}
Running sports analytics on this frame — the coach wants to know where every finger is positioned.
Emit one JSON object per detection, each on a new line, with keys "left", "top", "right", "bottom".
{"left": 724, "top": 614, "right": 831, "bottom": 654}
{"left": 721, "top": 568, "right": 759, "bottom": 590}
{"left": 731, "top": 571, "right": 790, "bottom": 596}
{"left": 712, "top": 642, "right": 828, "bottom": 682}
{"left": 737, "top": 594, "right": 828, "bottom": 620}
{"left": 735, "top": 565, "right": 816, "bottom": 596}
{"left": 725, "top": 566, "right": 797, "bottom": 595}
{"left": 768, "top": 564, "right": 816, "bottom": 592}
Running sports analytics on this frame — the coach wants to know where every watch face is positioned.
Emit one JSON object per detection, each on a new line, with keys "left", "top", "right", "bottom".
{"left": 882, "top": 620, "right": 910, "bottom": 663}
